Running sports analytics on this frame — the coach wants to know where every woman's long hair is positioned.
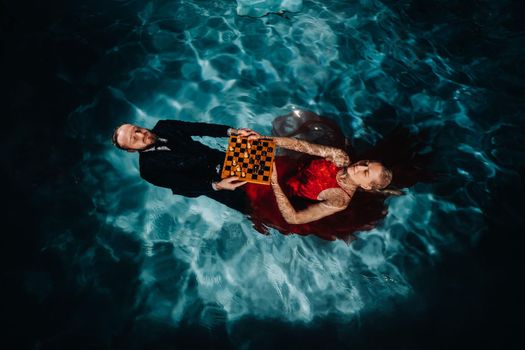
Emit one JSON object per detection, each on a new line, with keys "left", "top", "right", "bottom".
{"left": 272, "top": 109, "right": 434, "bottom": 192}
{"left": 268, "top": 109, "right": 435, "bottom": 242}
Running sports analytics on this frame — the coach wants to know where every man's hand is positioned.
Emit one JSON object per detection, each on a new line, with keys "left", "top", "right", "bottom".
{"left": 326, "top": 149, "right": 350, "bottom": 168}
{"left": 213, "top": 176, "right": 247, "bottom": 191}
{"left": 235, "top": 128, "right": 261, "bottom": 139}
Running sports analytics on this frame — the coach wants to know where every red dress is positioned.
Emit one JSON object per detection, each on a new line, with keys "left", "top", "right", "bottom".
{"left": 240, "top": 109, "right": 430, "bottom": 242}
{"left": 243, "top": 157, "right": 388, "bottom": 242}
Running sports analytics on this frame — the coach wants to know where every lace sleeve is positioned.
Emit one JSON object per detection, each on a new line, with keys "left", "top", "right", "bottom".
{"left": 271, "top": 136, "right": 350, "bottom": 167}
{"left": 271, "top": 177, "right": 350, "bottom": 225}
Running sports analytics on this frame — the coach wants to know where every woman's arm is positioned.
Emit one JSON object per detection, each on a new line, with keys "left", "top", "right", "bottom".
{"left": 270, "top": 136, "right": 350, "bottom": 167}
{"left": 270, "top": 164, "right": 350, "bottom": 224}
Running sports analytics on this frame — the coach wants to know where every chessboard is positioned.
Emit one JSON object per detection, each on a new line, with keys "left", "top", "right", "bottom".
{"left": 221, "top": 136, "right": 276, "bottom": 185}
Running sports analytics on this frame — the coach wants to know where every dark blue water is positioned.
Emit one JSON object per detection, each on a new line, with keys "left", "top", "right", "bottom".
{"left": 3, "top": 0, "right": 524, "bottom": 349}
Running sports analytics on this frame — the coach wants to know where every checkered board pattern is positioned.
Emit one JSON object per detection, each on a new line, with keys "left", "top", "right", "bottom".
{"left": 221, "top": 136, "right": 276, "bottom": 185}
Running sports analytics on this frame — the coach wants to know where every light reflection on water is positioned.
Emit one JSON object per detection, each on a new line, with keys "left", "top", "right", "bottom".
{"left": 62, "top": 0, "right": 521, "bottom": 339}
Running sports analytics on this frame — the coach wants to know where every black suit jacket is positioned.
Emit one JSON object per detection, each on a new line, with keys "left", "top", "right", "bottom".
{"left": 139, "top": 119, "right": 229, "bottom": 197}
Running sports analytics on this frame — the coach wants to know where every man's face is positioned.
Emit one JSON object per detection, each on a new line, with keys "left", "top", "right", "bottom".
{"left": 116, "top": 124, "right": 157, "bottom": 151}
{"left": 346, "top": 160, "right": 385, "bottom": 190}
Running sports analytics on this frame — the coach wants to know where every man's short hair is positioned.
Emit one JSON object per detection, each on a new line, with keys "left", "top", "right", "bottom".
{"left": 112, "top": 124, "right": 127, "bottom": 150}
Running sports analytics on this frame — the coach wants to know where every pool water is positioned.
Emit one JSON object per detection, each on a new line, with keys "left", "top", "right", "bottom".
{"left": 5, "top": 0, "right": 524, "bottom": 348}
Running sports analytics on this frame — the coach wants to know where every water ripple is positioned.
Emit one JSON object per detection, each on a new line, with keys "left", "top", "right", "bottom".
{"left": 61, "top": 0, "right": 523, "bottom": 340}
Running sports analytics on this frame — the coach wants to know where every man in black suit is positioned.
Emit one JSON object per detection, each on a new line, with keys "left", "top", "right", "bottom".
{"left": 112, "top": 119, "right": 259, "bottom": 213}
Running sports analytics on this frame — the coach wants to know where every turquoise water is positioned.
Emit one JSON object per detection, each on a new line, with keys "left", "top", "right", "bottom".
{"left": 5, "top": 0, "right": 524, "bottom": 348}
{"left": 69, "top": 0, "right": 495, "bottom": 323}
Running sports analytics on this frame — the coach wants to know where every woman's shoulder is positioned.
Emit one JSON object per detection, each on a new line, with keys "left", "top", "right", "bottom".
{"left": 317, "top": 188, "right": 351, "bottom": 208}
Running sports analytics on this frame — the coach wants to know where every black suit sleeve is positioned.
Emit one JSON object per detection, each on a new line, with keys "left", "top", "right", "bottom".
{"left": 140, "top": 154, "right": 218, "bottom": 197}
{"left": 156, "top": 119, "right": 231, "bottom": 138}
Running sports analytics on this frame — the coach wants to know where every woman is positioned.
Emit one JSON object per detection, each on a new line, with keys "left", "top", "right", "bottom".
{"left": 241, "top": 110, "right": 433, "bottom": 242}
{"left": 240, "top": 111, "right": 412, "bottom": 242}
{"left": 245, "top": 135, "right": 394, "bottom": 225}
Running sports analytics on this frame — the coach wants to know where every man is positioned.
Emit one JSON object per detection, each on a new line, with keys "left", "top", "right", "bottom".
{"left": 112, "top": 119, "right": 259, "bottom": 213}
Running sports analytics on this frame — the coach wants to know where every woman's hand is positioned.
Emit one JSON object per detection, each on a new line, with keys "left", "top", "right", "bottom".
{"left": 235, "top": 128, "right": 261, "bottom": 139}
{"left": 326, "top": 149, "right": 350, "bottom": 167}
{"left": 247, "top": 133, "right": 267, "bottom": 141}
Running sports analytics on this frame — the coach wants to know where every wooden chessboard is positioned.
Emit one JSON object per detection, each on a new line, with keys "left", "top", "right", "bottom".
{"left": 221, "top": 136, "right": 276, "bottom": 185}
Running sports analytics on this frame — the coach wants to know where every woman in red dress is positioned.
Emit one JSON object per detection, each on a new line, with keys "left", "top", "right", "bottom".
{"left": 241, "top": 110, "right": 417, "bottom": 243}
{"left": 244, "top": 136, "right": 396, "bottom": 242}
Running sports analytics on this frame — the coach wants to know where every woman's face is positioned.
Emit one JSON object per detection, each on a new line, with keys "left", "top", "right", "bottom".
{"left": 346, "top": 160, "right": 386, "bottom": 190}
